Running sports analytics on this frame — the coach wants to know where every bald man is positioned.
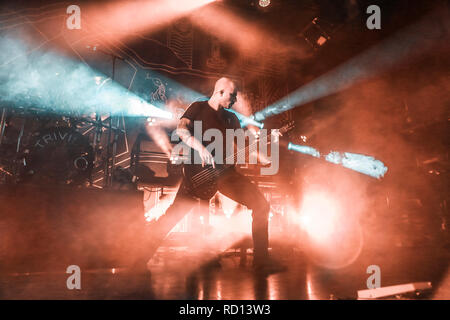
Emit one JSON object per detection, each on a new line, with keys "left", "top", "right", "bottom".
{"left": 141, "top": 78, "right": 285, "bottom": 275}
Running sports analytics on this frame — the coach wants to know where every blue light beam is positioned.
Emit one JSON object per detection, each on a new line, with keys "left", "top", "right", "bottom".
{"left": 288, "top": 143, "right": 388, "bottom": 179}
{"left": 325, "top": 151, "right": 388, "bottom": 179}
{"left": 226, "top": 108, "right": 264, "bottom": 129}
{"left": 253, "top": 10, "right": 446, "bottom": 121}
{"left": 287, "top": 142, "right": 320, "bottom": 158}
{"left": 0, "top": 35, "right": 172, "bottom": 119}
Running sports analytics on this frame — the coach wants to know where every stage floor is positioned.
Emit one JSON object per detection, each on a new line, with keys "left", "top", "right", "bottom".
{"left": 1, "top": 246, "right": 448, "bottom": 300}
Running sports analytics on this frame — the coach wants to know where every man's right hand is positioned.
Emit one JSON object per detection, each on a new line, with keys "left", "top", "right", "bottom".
{"left": 199, "top": 146, "right": 215, "bottom": 168}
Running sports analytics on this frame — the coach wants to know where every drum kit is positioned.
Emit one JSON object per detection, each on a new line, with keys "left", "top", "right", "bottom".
{"left": 0, "top": 44, "right": 186, "bottom": 189}
{"left": 0, "top": 42, "right": 175, "bottom": 189}
{"left": 0, "top": 104, "right": 126, "bottom": 188}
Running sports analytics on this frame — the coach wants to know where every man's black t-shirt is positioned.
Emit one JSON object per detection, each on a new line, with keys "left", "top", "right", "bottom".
{"left": 181, "top": 100, "right": 241, "bottom": 147}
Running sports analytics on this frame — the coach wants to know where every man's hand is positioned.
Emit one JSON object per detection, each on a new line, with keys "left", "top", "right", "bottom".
{"left": 176, "top": 118, "right": 215, "bottom": 168}
{"left": 199, "top": 146, "right": 215, "bottom": 168}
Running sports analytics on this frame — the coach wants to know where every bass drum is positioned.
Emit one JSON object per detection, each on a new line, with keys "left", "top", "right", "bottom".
{"left": 23, "top": 127, "right": 93, "bottom": 186}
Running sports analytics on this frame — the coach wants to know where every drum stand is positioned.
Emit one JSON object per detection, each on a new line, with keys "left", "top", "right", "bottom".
{"left": 104, "top": 115, "right": 121, "bottom": 188}
{"left": 0, "top": 107, "right": 7, "bottom": 146}
{"left": 0, "top": 107, "right": 28, "bottom": 182}
{"left": 0, "top": 107, "right": 13, "bottom": 181}
{"left": 90, "top": 46, "right": 125, "bottom": 189}
{"left": 83, "top": 115, "right": 124, "bottom": 188}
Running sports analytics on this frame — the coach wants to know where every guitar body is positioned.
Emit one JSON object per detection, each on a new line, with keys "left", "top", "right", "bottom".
{"left": 182, "top": 163, "right": 223, "bottom": 200}
{"left": 182, "top": 122, "right": 294, "bottom": 200}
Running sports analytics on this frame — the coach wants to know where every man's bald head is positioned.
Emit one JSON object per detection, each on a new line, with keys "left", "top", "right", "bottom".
{"left": 213, "top": 77, "right": 236, "bottom": 95}
{"left": 210, "top": 77, "right": 238, "bottom": 110}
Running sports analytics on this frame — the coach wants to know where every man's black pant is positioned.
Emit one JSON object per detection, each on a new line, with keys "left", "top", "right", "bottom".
{"left": 147, "top": 169, "right": 270, "bottom": 264}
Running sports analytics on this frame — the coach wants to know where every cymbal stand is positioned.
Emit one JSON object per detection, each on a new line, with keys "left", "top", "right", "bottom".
{"left": 92, "top": 45, "right": 125, "bottom": 188}
{"left": 0, "top": 107, "right": 6, "bottom": 146}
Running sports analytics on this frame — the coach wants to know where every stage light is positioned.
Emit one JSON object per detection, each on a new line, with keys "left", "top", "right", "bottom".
{"left": 300, "top": 18, "right": 331, "bottom": 50}
{"left": 316, "top": 36, "right": 327, "bottom": 46}
{"left": 295, "top": 189, "right": 364, "bottom": 269}
{"left": 259, "top": 0, "right": 271, "bottom": 8}
{"left": 298, "top": 191, "right": 341, "bottom": 244}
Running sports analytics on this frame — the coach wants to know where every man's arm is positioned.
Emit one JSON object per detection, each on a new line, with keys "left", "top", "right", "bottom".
{"left": 176, "top": 118, "right": 215, "bottom": 168}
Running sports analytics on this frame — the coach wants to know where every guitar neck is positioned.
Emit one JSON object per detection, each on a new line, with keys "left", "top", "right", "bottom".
{"left": 224, "top": 136, "right": 266, "bottom": 165}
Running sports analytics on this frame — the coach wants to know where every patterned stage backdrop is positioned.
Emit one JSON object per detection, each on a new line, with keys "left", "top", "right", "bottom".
{"left": 0, "top": 2, "right": 291, "bottom": 186}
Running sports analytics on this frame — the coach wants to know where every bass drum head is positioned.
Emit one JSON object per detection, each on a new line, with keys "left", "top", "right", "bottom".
{"left": 24, "top": 127, "right": 93, "bottom": 186}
